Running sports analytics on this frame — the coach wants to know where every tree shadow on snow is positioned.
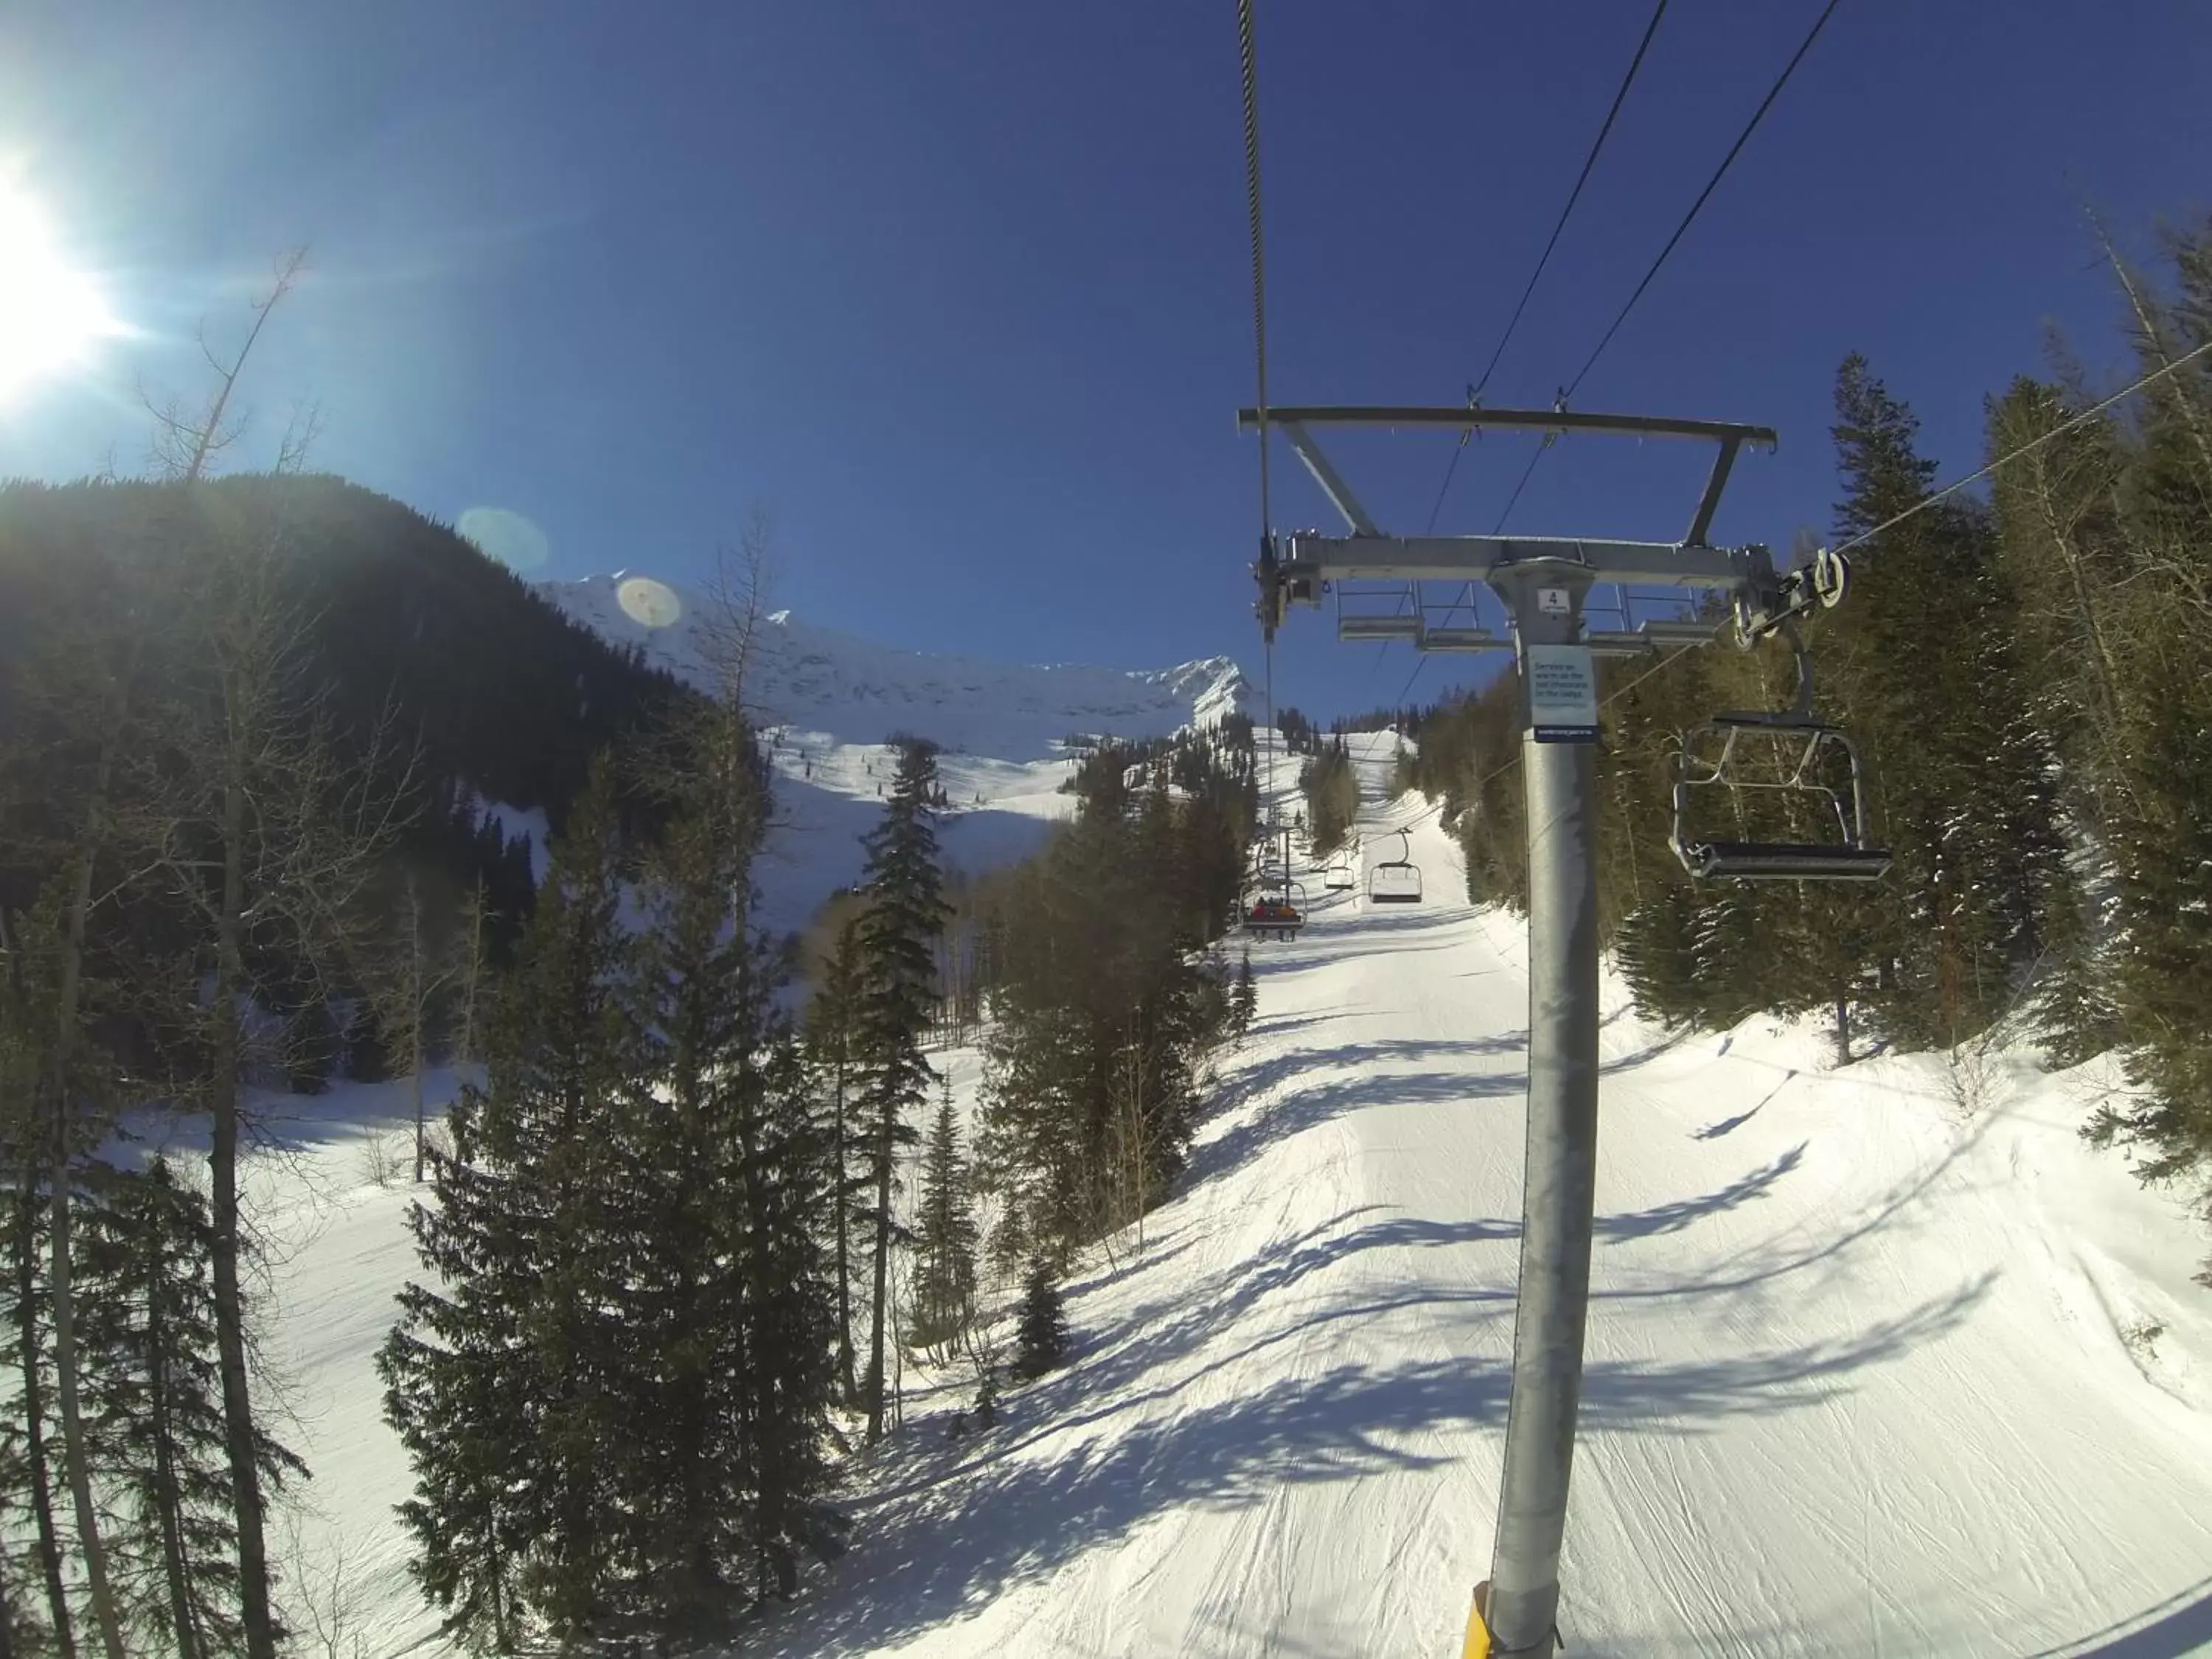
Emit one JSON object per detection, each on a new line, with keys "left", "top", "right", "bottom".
{"left": 751, "top": 1273, "right": 1995, "bottom": 1656}
{"left": 1594, "top": 1144, "right": 1806, "bottom": 1242}
{"left": 1601, "top": 1110, "right": 2002, "bottom": 1305}
{"left": 1248, "top": 936, "right": 1470, "bottom": 974}
{"left": 1692, "top": 1070, "right": 1799, "bottom": 1140}
{"left": 1191, "top": 1062, "right": 1528, "bottom": 1190}
{"left": 1199, "top": 1034, "right": 1523, "bottom": 1150}
{"left": 2024, "top": 1577, "right": 2212, "bottom": 1659}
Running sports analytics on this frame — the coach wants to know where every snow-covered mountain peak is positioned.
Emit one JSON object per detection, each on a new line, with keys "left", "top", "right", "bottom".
{"left": 542, "top": 574, "right": 1251, "bottom": 759}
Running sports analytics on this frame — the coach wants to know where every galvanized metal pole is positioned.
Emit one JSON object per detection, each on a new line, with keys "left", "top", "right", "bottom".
{"left": 1485, "top": 574, "right": 1602, "bottom": 1655}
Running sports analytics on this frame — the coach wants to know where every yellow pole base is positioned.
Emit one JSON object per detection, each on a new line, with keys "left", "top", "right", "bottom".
{"left": 1462, "top": 1580, "right": 1492, "bottom": 1659}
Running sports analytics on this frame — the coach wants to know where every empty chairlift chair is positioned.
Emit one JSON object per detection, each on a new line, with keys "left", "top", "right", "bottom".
{"left": 1367, "top": 830, "right": 1423, "bottom": 905}
{"left": 1670, "top": 626, "right": 1891, "bottom": 882}
{"left": 1323, "top": 845, "right": 1356, "bottom": 892}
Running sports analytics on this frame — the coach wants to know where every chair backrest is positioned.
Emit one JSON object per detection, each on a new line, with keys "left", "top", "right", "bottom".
{"left": 1368, "top": 863, "right": 1422, "bottom": 904}
{"left": 1671, "top": 718, "right": 1890, "bottom": 883}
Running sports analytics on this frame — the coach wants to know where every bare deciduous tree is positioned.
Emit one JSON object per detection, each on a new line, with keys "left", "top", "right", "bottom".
{"left": 1, "top": 249, "right": 312, "bottom": 1659}
{"left": 134, "top": 498, "right": 414, "bottom": 1659}
{"left": 359, "top": 874, "right": 456, "bottom": 1183}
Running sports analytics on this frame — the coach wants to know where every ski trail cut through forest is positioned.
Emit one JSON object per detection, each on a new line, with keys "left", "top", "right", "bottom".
{"left": 744, "top": 734, "right": 2212, "bottom": 1659}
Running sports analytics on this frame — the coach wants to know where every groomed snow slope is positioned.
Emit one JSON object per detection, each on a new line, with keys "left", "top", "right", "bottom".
{"left": 745, "top": 747, "right": 2212, "bottom": 1658}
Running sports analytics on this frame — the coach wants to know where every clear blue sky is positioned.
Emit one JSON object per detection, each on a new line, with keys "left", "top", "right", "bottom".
{"left": 1, "top": 1, "right": 2206, "bottom": 719}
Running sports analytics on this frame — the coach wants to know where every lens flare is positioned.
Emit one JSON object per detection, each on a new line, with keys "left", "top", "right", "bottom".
{"left": 457, "top": 505, "right": 551, "bottom": 572}
{"left": 617, "top": 576, "right": 682, "bottom": 629}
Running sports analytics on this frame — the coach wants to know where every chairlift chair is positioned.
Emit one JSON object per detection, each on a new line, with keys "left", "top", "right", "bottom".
{"left": 1322, "top": 843, "right": 1356, "bottom": 892}
{"left": 1670, "top": 622, "right": 1891, "bottom": 882}
{"left": 1243, "top": 880, "right": 1307, "bottom": 942}
{"left": 1368, "top": 829, "right": 1424, "bottom": 905}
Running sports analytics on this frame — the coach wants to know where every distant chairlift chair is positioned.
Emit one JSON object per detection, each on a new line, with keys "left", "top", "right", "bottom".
{"left": 1244, "top": 882, "right": 1307, "bottom": 942}
{"left": 1670, "top": 621, "right": 1892, "bottom": 882}
{"left": 1367, "top": 830, "right": 1423, "bottom": 905}
{"left": 1244, "top": 822, "right": 1307, "bottom": 939}
{"left": 1322, "top": 845, "right": 1356, "bottom": 892}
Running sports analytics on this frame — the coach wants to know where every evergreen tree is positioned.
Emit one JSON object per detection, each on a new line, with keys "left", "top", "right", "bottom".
{"left": 1297, "top": 739, "right": 1360, "bottom": 858}
{"left": 2040, "top": 220, "right": 2212, "bottom": 1208}
{"left": 610, "top": 740, "right": 765, "bottom": 1629}
{"left": 909, "top": 1079, "right": 978, "bottom": 1360}
{"left": 613, "top": 681, "right": 841, "bottom": 1622}
{"left": 734, "top": 1044, "right": 847, "bottom": 1600}
{"left": 1012, "top": 1257, "right": 1068, "bottom": 1382}
{"left": 1231, "top": 947, "right": 1258, "bottom": 1040}
{"left": 855, "top": 738, "right": 949, "bottom": 1445}
{"left": 0, "top": 907, "right": 70, "bottom": 1658}
{"left": 77, "top": 1160, "right": 305, "bottom": 1659}
{"left": 803, "top": 914, "right": 869, "bottom": 1405}
{"left": 975, "top": 739, "right": 1239, "bottom": 1266}
{"left": 2, "top": 1171, "right": 68, "bottom": 1659}
{"left": 381, "top": 759, "right": 639, "bottom": 1646}
{"left": 1812, "top": 354, "right": 2065, "bottom": 1052}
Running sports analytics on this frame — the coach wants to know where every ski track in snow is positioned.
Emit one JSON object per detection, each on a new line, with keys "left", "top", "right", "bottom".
{"left": 240, "top": 734, "right": 2212, "bottom": 1658}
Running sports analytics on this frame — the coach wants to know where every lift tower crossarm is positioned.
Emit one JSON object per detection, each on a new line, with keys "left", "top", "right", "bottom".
{"left": 1274, "top": 534, "right": 1765, "bottom": 591}
{"left": 1235, "top": 404, "right": 1775, "bottom": 446}
{"left": 1238, "top": 406, "right": 1776, "bottom": 546}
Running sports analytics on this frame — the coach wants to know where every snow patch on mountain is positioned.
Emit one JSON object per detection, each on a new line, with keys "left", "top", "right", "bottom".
{"left": 543, "top": 574, "right": 1251, "bottom": 760}
{"left": 542, "top": 575, "right": 1253, "bottom": 935}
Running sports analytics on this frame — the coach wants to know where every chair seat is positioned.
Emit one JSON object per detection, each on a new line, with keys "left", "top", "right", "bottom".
{"left": 1685, "top": 841, "right": 1891, "bottom": 881}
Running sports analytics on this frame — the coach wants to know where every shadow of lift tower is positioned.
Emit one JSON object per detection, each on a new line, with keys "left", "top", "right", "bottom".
{"left": 1239, "top": 401, "right": 1888, "bottom": 1657}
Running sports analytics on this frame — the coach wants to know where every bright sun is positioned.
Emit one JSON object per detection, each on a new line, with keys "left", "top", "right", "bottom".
{"left": 0, "top": 186, "right": 122, "bottom": 406}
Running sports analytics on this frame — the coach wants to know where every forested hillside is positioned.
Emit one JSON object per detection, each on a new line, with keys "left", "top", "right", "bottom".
{"left": 0, "top": 462, "right": 700, "bottom": 1658}
{"left": 0, "top": 473, "right": 691, "bottom": 890}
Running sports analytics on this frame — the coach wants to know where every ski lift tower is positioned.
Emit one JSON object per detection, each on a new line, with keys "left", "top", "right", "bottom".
{"left": 1241, "top": 403, "right": 1862, "bottom": 1655}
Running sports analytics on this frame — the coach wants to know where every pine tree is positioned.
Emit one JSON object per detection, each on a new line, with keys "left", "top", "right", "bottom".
{"left": 733, "top": 1045, "right": 846, "bottom": 1601}
{"left": 3, "top": 1177, "right": 69, "bottom": 1659}
{"left": 975, "top": 744, "right": 1231, "bottom": 1266}
{"left": 855, "top": 739, "right": 949, "bottom": 1444}
{"left": 77, "top": 1160, "right": 305, "bottom": 1659}
{"left": 1231, "top": 948, "right": 1258, "bottom": 1039}
{"left": 910, "top": 1080, "right": 978, "bottom": 1360}
{"left": 379, "top": 1080, "right": 529, "bottom": 1652}
{"left": 803, "top": 915, "right": 869, "bottom": 1405}
{"left": 0, "top": 909, "right": 70, "bottom": 1657}
{"left": 2049, "top": 221, "right": 2212, "bottom": 1203}
{"left": 1298, "top": 738, "right": 1360, "bottom": 858}
{"left": 611, "top": 745, "right": 770, "bottom": 1630}
{"left": 1012, "top": 1257, "right": 1068, "bottom": 1381}
{"left": 381, "top": 759, "right": 639, "bottom": 1646}
{"left": 1611, "top": 889, "right": 1705, "bottom": 1030}
{"left": 1813, "top": 353, "right": 2065, "bottom": 1052}
{"left": 611, "top": 672, "right": 842, "bottom": 1624}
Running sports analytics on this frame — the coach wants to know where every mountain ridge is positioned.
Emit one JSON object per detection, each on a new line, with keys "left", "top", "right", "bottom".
{"left": 541, "top": 571, "right": 1251, "bottom": 761}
